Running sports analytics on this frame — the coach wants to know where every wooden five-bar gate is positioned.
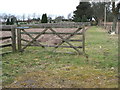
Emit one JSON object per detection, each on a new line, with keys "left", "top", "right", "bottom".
{"left": 17, "top": 24, "right": 86, "bottom": 55}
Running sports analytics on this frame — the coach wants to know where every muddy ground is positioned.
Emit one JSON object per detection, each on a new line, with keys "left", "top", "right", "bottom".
{"left": 0, "top": 28, "right": 84, "bottom": 45}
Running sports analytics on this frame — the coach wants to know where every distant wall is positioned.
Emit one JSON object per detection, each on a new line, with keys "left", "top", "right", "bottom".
{"left": 20, "top": 22, "right": 91, "bottom": 28}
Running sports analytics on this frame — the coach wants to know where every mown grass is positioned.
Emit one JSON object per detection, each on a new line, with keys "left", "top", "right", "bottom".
{"left": 2, "top": 26, "right": 118, "bottom": 88}
{"left": 86, "top": 27, "right": 118, "bottom": 69}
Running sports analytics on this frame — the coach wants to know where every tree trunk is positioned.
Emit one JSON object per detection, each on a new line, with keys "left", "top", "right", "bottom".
{"left": 112, "top": 14, "right": 117, "bottom": 33}
{"left": 98, "top": 19, "right": 102, "bottom": 26}
{"left": 118, "top": 21, "right": 120, "bottom": 34}
{"left": 112, "top": 2, "right": 118, "bottom": 33}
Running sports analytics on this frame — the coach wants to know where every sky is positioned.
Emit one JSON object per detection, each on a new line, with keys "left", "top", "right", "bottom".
{"left": 0, "top": 0, "right": 80, "bottom": 19}
{"left": 0, "top": 0, "right": 119, "bottom": 19}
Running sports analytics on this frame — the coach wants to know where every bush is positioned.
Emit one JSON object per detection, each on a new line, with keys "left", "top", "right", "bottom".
{"left": 41, "top": 14, "right": 48, "bottom": 23}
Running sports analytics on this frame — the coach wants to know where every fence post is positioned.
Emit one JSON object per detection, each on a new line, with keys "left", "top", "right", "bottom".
{"left": 11, "top": 28, "right": 16, "bottom": 52}
{"left": 82, "top": 26, "right": 85, "bottom": 53}
{"left": 17, "top": 29, "right": 21, "bottom": 51}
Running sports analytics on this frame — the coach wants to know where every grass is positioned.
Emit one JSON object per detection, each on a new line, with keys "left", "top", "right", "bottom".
{"left": 86, "top": 27, "right": 118, "bottom": 68}
{"left": 2, "top": 26, "right": 118, "bottom": 88}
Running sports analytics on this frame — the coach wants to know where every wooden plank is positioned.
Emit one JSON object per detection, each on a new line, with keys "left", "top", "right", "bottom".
{"left": 21, "top": 38, "right": 30, "bottom": 42}
{"left": 21, "top": 32, "right": 83, "bottom": 35}
{"left": 21, "top": 39, "right": 40, "bottom": 45}
{"left": 1, "top": 25, "right": 17, "bottom": 31}
{"left": 0, "top": 44, "right": 12, "bottom": 48}
{"left": 1, "top": 25, "right": 17, "bottom": 29}
{"left": 21, "top": 39, "right": 83, "bottom": 45}
{"left": 22, "top": 44, "right": 83, "bottom": 48}
{"left": 69, "top": 40, "right": 82, "bottom": 42}
{"left": 43, "top": 45, "right": 82, "bottom": 48}
{"left": 0, "top": 36, "right": 11, "bottom": 40}
{"left": 1, "top": 29, "right": 11, "bottom": 31}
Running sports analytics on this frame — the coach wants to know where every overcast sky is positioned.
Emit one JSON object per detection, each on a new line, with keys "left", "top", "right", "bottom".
{"left": 0, "top": 0, "right": 80, "bottom": 18}
{"left": 0, "top": 0, "right": 119, "bottom": 19}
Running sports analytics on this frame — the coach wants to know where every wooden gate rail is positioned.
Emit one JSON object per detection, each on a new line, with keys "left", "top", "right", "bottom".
{"left": 17, "top": 27, "right": 85, "bottom": 54}
{"left": 22, "top": 44, "right": 83, "bottom": 48}
{"left": 0, "top": 25, "right": 17, "bottom": 55}
{"left": 21, "top": 32, "right": 83, "bottom": 35}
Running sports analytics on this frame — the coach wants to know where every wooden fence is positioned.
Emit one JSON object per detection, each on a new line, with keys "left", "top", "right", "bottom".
{"left": 1, "top": 23, "right": 89, "bottom": 55}
{"left": 101, "top": 22, "right": 119, "bottom": 33}
{"left": 17, "top": 24, "right": 86, "bottom": 54}
{"left": 0, "top": 25, "right": 17, "bottom": 55}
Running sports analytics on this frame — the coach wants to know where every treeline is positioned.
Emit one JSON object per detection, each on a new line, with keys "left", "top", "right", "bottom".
{"left": 73, "top": 2, "right": 119, "bottom": 24}
{"left": 73, "top": 1, "right": 119, "bottom": 33}
{"left": 0, "top": 13, "right": 72, "bottom": 25}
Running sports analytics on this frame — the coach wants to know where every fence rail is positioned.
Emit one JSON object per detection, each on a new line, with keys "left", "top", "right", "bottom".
{"left": 0, "top": 25, "right": 17, "bottom": 55}
{"left": 101, "top": 22, "right": 119, "bottom": 33}
{"left": 0, "top": 36, "right": 12, "bottom": 40}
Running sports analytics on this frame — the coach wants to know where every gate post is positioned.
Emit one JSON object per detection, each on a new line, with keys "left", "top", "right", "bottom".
{"left": 17, "top": 28, "right": 22, "bottom": 51}
{"left": 11, "top": 28, "right": 16, "bottom": 52}
{"left": 82, "top": 26, "right": 85, "bottom": 53}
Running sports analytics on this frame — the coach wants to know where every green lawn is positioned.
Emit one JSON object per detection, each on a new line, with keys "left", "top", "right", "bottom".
{"left": 2, "top": 26, "right": 118, "bottom": 88}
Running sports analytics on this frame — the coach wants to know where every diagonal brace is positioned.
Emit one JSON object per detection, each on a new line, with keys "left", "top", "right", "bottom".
{"left": 21, "top": 28, "right": 48, "bottom": 51}
{"left": 49, "top": 28, "right": 82, "bottom": 54}
{"left": 52, "top": 27, "right": 82, "bottom": 49}
{"left": 21, "top": 29, "right": 42, "bottom": 45}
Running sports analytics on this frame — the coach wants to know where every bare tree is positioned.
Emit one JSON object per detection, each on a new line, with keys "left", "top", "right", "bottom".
{"left": 27, "top": 14, "right": 31, "bottom": 20}
{"left": 112, "top": 1, "right": 119, "bottom": 33}
{"left": 27, "top": 14, "right": 31, "bottom": 24}
{"left": 22, "top": 14, "right": 25, "bottom": 21}
{"left": 67, "top": 13, "right": 72, "bottom": 21}
{"left": 92, "top": 2, "right": 111, "bottom": 25}
{"left": 16, "top": 15, "right": 21, "bottom": 21}
{"left": 55, "top": 16, "right": 64, "bottom": 22}
{"left": 33, "top": 13, "right": 36, "bottom": 19}
{"left": 48, "top": 16, "right": 52, "bottom": 23}
{"left": 0, "top": 13, "right": 8, "bottom": 22}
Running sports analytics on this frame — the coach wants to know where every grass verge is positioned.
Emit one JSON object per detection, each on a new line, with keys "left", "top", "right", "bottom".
{"left": 2, "top": 26, "right": 118, "bottom": 88}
